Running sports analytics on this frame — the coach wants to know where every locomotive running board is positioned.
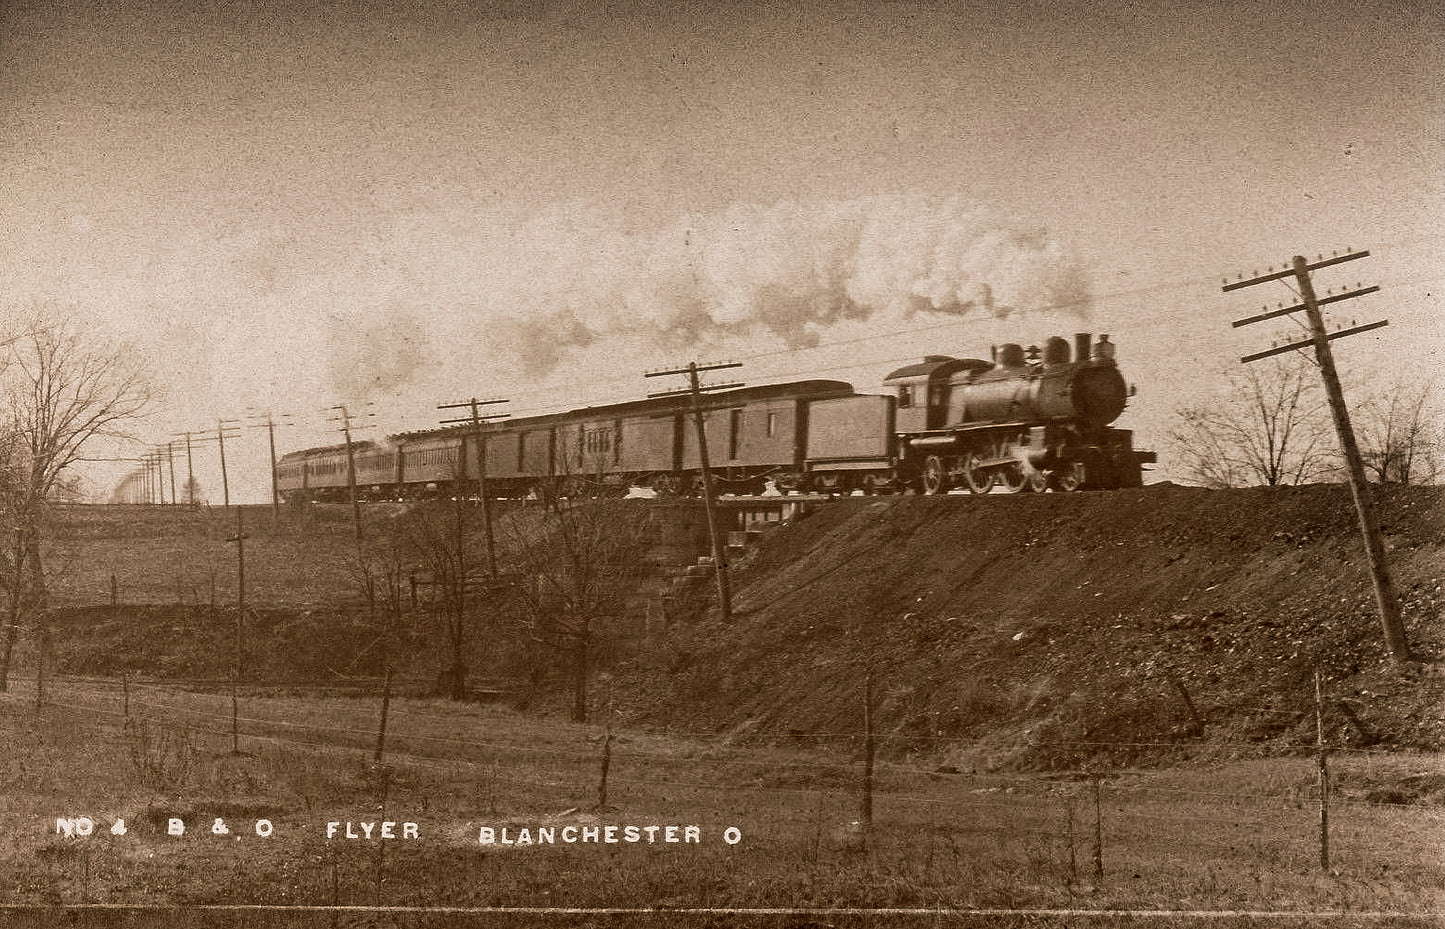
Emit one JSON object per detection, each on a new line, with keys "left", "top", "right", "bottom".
{"left": 905, "top": 421, "right": 1033, "bottom": 450}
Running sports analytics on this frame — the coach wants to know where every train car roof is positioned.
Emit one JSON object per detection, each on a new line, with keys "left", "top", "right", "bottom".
{"left": 392, "top": 378, "right": 856, "bottom": 443}
{"left": 883, "top": 356, "right": 994, "bottom": 381}
{"left": 276, "top": 439, "right": 381, "bottom": 461}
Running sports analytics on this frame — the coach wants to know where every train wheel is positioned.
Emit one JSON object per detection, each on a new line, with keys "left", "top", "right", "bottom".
{"left": 920, "top": 455, "right": 949, "bottom": 495}
{"left": 996, "top": 463, "right": 1027, "bottom": 494}
{"left": 1024, "top": 469, "right": 1049, "bottom": 493}
{"left": 962, "top": 452, "right": 993, "bottom": 495}
{"left": 1049, "top": 461, "right": 1086, "bottom": 492}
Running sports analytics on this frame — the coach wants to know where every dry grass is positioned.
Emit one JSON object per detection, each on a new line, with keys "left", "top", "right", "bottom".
{"left": 2, "top": 676, "right": 1441, "bottom": 922}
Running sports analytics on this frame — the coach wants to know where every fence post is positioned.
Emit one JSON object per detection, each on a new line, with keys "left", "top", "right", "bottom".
{"left": 1315, "top": 669, "right": 1331, "bottom": 872}
{"left": 1091, "top": 774, "right": 1104, "bottom": 882}
{"left": 597, "top": 719, "right": 614, "bottom": 811}
{"left": 861, "top": 667, "right": 875, "bottom": 845}
{"left": 373, "top": 667, "right": 394, "bottom": 763}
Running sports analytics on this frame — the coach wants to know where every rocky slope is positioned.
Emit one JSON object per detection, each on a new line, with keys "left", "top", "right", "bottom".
{"left": 621, "top": 483, "right": 1445, "bottom": 769}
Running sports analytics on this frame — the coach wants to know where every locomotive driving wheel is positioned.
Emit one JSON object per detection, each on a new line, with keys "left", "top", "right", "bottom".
{"left": 1023, "top": 469, "right": 1049, "bottom": 493}
{"left": 920, "top": 455, "right": 949, "bottom": 495}
{"left": 996, "top": 462, "right": 1027, "bottom": 494}
{"left": 962, "top": 452, "right": 993, "bottom": 495}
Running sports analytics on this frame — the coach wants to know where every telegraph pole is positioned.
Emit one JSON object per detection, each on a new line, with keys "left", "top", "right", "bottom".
{"left": 247, "top": 411, "right": 294, "bottom": 523}
{"left": 329, "top": 405, "right": 366, "bottom": 542}
{"left": 226, "top": 508, "right": 249, "bottom": 755}
{"left": 171, "top": 430, "right": 208, "bottom": 505}
{"left": 1225, "top": 249, "right": 1411, "bottom": 662}
{"left": 438, "top": 398, "right": 509, "bottom": 577}
{"left": 165, "top": 442, "right": 177, "bottom": 505}
{"left": 144, "top": 451, "right": 159, "bottom": 504}
{"left": 216, "top": 419, "right": 242, "bottom": 509}
{"left": 645, "top": 361, "right": 743, "bottom": 623}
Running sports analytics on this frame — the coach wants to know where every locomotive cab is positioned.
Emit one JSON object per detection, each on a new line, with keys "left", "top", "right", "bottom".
{"left": 885, "top": 355, "right": 994, "bottom": 434}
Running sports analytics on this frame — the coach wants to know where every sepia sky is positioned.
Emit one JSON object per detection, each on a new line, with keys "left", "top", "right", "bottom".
{"left": 2, "top": 0, "right": 1441, "bottom": 498}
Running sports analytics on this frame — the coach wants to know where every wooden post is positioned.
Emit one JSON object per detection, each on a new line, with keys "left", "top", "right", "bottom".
{"left": 1292, "top": 257, "right": 1409, "bottom": 661}
{"left": 336, "top": 406, "right": 363, "bottom": 542}
{"left": 34, "top": 612, "right": 47, "bottom": 711}
{"left": 183, "top": 432, "right": 195, "bottom": 504}
{"left": 217, "top": 420, "right": 232, "bottom": 509}
{"left": 597, "top": 718, "right": 614, "bottom": 811}
{"left": 861, "top": 667, "right": 875, "bottom": 839}
{"left": 266, "top": 416, "right": 280, "bottom": 523}
{"left": 1167, "top": 673, "right": 1206, "bottom": 736}
{"left": 1066, "top": 794, "right": 1078, "bottom": 885}
{"left": 167, "top": 442, "right": 177, "bottom": 506}
{"left": 643, "top": 363, "right": 741, "bottom": 622}
{"left": 229, "top": 508, "right": 247, "bottom": 755}
{"left": 373, "top": 667, "right": 394, "bottom": 763}
{"left": 437, "top": 398, "right": 509, "bottom": 576}
{"left": 686, "top": 363, "right": 732, "bottom": 622}
{"left": 1315, "top": 669, "right": 1331, "bottom": 872}
{"left": 1091, "top": 775, "right": 1104, "bottom": 882}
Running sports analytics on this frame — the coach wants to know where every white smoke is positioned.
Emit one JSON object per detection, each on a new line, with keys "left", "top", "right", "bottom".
{"left": 483, "top": 193, "right": 1091, "bottom": 374}
{"left": 84, "top": 192, "right": 1092, "bottom": 422}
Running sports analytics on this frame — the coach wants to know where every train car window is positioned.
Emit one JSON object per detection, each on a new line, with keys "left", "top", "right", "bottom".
{"left": 766, "top": 411, "right": 778, "bottom": 438}
{"left": 898, "top": 386, "right": 913, "bottom": 408}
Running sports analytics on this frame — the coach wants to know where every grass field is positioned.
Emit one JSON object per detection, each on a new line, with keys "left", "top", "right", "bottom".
{"left": 2, "top": 673, "right": 1442, "bottom": 927}
{"left": 6, "top": 498, "right": 1443, "bottom": 926}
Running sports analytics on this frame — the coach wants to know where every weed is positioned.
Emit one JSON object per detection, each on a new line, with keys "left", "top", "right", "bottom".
{"left": 126, "top": 720, "right": 196, "bottom": 790}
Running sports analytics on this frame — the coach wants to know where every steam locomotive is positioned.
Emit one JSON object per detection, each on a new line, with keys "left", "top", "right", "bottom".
{"left": 276, "top": 332, "right": 1154, "bottom": 502}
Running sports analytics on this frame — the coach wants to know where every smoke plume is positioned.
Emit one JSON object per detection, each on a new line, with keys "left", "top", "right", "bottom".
{"left": 488, "top": 193, "right": 1091, "bottom": 375}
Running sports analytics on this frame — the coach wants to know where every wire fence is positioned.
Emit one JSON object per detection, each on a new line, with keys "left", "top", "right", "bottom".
{"left": 7, "top": 673, "right": 1441, "bottom": 828}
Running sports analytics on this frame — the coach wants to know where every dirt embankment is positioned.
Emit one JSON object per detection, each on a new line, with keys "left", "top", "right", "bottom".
{"left": 621, "top": 483, "right": 1445, "bottom": 769}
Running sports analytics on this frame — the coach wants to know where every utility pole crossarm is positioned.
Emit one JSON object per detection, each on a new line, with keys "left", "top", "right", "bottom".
{"left": 1222, "top": 249, "right": 1370, "bottom": 292}
{"left": 1240, "top": 319, "right": 1389, "bottom": 364}
{"left": 1231, "top": 285, "right": 1380, "bottom": 328}
{"left": 646, "top": 383, "right": 745, "bottom": 400}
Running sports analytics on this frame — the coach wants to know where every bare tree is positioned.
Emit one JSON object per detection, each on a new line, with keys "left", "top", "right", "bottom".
{"left": 0, "top": 314, "right": 154, "bottom": 691}
{"left": 1167, "top": 357, "right": 1332, "bottom": 488}
{"left": 400, "top": 501, "right": 475, "bottom": 700}
{"left": 504, "top": 498, "right": 650, "bottom": 723}
{"left": 1354, "top": 381, "right": 1439, "bottom": 485}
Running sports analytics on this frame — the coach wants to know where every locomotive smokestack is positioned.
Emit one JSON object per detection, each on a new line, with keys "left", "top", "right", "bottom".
{"left": 1074, "top": 332, "right": 1092, "bottom": 364}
